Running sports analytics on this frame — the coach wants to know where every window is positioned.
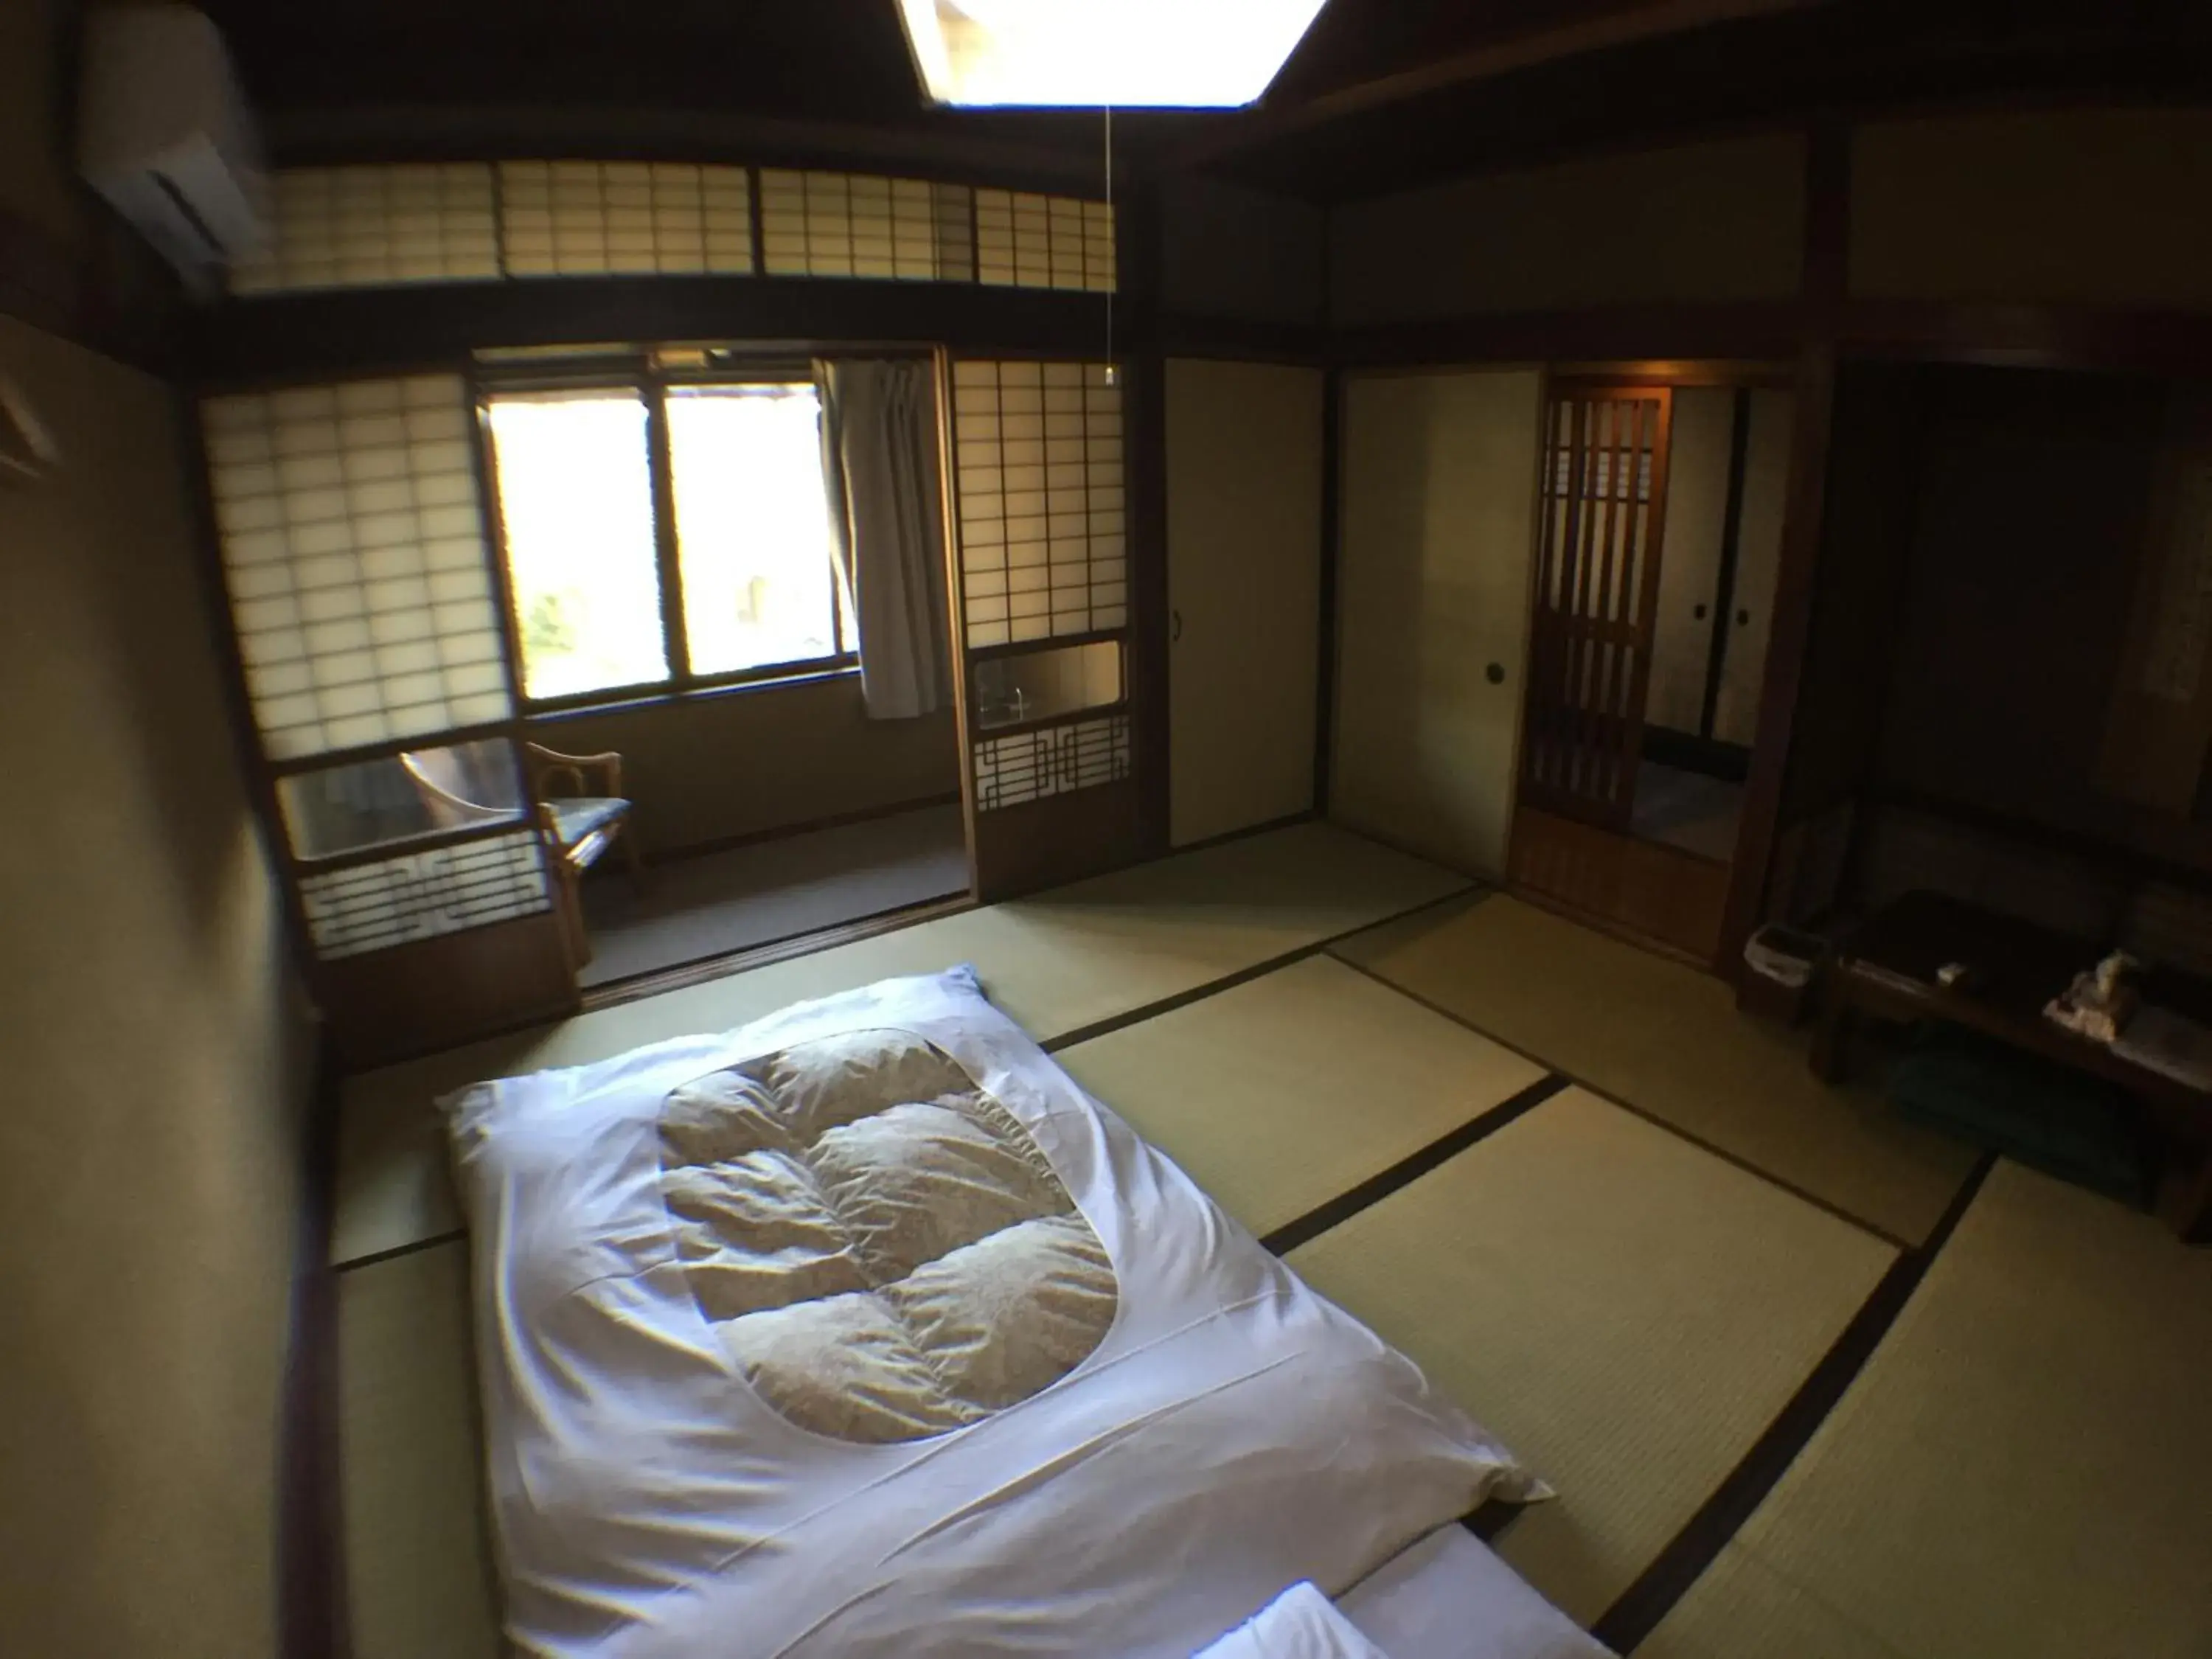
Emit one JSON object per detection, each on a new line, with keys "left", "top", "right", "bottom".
{"left": 667, "top": 385, "right": 851, "bottom": 675}
{"left": 484, "top": 375, "right": 851, "bottom": 703}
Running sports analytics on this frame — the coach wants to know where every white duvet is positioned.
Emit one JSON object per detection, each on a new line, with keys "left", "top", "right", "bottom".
{"left": 445, "top": 967, "right": 1543, "bottom": 1658}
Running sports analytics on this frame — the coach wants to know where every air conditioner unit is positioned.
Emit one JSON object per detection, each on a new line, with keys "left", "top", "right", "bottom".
{"left": 77, "top": 4, "right": 268, "bottom": 297}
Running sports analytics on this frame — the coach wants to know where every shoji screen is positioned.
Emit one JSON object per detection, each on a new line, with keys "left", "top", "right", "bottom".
{"left": 758, "top": 171, "right": 973, "bottom": 280}
{"left": 227, "top": 163, "right": 1114, "bottom": 297}
{"left": 974, "top": 190, "right": 1116, "bottom": 292}
{"left": 498, "top": 161, "right": 754, "bottom": 276}
{"left": 201, "top": 375, "right": 511, "bottom": 761}
{"left": 199, "top": 374, "right": 573, "bottom": 1060}
{"left": 950, "top": 359, "right": 1126, "bottom": 646}
{"left": 227, "top": 164, "right": 501, "bottom": 293}
{"left": 947, "top": 358, "right": 1137, "bottom": 893}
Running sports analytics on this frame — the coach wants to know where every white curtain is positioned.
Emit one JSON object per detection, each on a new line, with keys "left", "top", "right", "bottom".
{"left": 816, "top": 358, "right": 954, "bottom": 720}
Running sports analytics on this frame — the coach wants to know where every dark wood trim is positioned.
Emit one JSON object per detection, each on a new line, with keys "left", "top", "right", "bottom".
{"left": 633, "top": 790, "right": 964, "bottom": 869}
{"left": 1335, "top": 298, "right": 2212, "bottom": 383}
{"left": 187, "top": 277, "right": 1133, "bottom": 387}
{"left": 518, "top": 653, "right": 860, "bottom": 716}
{"left": 967, "top": 626, "right": 1125, "bottom": 662}
{"left": 1839, "top": 300, "right": 2212, "bottom": 378}
{"left": 1315, "top": 366, "right": 1343, "bottom": 813}
{"left": 582, "top": 879, "right": 973, "bottom": 1000}
{"left": 1262, "top": 1074, "right": 1571, "bottom": 1254}
{"left": 1717, "top": 342, "right": 1834, "bottom": 971}
{"left": 641, "top": 377, "right": 692, "bottom": 681}
{"left": 1121, "top": 174, "right": 1175, "bottom": 860}
{"left": 463, "top": 360, "right": 536, "bottom": 752}
{"left": 1802, "top": 116, "right": 1851, "bottom": 321}
{"left": 1505, "top": 876, "right": 1715, "bottom": 970}
{"left": 1169, "top": 807, "right": 1318, "bottom": 859}
{"left": 1549, "top": 359, "right": 1795, "bottom": 389}
{"left": 277, "top": 1029, "right": 351, "bottom": 1659}
{"left": 1587, "top": 1152, "right": 1995, "bottom": 1653}
{"left": 581, "top": 891, "right": 977, "bottom": 1012}
{"left": 1716, "top": 119, "right": 1850, "bottom": 973}
{"left": 330, "top": 1227, "right": 466, "bottom": 1277}
{"left": 932, "top": 347, "right": 985, "bottom": 903}
{"left": 268, "top": 105, "right": 1121, "bottom": 201}
{"left": 290, "top": 816, "right": 538, "bottom": 878}
{"left": 1334, "top": 302, "right": 1809, "bottom": 370}
{"left": 522, "top": 663, "right": 861, "bottom": 726}
{"left": 972, "top": 697, "right": 1133, "bottom": 743}
{"left": 1156, "top": 311, "right": 1328, "bottom": 364}
{"left": 264, "top": 719, "right": 518, "bottom": 777}
{"left": 1169, "top": 0, "right": 1815, "bottom": 168}
{"left": 1856, "top": 782, "right": 2212, "bottom": 900}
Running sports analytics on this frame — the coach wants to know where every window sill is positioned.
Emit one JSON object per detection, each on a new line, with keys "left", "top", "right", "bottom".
{"left": 525, "top": 661, "right": 860, "bottom": 723}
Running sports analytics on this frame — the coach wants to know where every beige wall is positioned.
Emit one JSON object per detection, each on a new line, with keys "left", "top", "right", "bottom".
{"left": 1330, "top": 134, "right": 1806, "bottom": 327}
{"left": 1852, "top": 109, "right": 2212, "bottom": 309}
{"left": 540, "top": 673, "right": 961, "bottom": 857}
{"left": 1166, "top": 358, "right": 1324, "bottom": 846}
{"left": 0, "top": 315, "right": 312, "bottom": 1659}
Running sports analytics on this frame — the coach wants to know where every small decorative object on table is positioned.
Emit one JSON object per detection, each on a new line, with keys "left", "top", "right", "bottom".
{"left": 2044, "top": 950, "right": 2142, "bottom": 1046}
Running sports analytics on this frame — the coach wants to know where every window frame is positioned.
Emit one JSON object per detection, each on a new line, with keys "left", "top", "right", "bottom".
{"left": 475, "top": 355, "right": 855, "bottom": 713}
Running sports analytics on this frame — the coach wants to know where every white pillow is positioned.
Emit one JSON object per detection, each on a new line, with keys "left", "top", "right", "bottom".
{"left": 1198, "top": 1582, "right": 1394, "bottom": 1659}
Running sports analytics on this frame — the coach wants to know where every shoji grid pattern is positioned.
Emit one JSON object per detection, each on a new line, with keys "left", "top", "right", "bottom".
{"left": 758, "top": 171, "right": 974, "bottom": 280}
{"left": 228, "top": 165, "right": 500, "bottom": 293}
{"left": 975, "top": 190, "right": 1115, "bottom": 291}
{"left": 201, "top": 375, "right": 511, "bottom": 762}
{"left": 296, "top": 830, "right": 551, "bottom": 959}
{"left": 226, "top": 164, "right": 1113, "bottom": 296}
{"left": 951, "top": 360, "right": 1126, "bottom": 648}
{"left": 498, "top": 161, "right": 754, "bottom": 276}
{"left": 974, "top": 714, "right": 1130, "bottom": 812}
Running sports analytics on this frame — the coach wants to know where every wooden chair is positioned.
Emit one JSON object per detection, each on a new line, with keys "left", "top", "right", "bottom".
{"left": 399, "top": 748, "right": 515, "bottom": 832}
{"left": 522, "top": 742, "right": 644, "bottom": 969}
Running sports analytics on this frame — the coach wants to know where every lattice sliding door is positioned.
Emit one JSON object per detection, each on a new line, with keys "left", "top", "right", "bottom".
{"left": 945, "top": 357, "right": 1139, "bottom": 897}
{"left": 1521, "top": 386, "right": 1674, "bottom": 832}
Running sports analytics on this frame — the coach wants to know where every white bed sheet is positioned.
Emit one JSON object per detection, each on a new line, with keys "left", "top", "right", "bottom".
{"left": 446, "top": 968, "right": 1544, "bottom": 1659}
{"left": 1340, "top": 1526, "right": 1614, "bottom": 1659}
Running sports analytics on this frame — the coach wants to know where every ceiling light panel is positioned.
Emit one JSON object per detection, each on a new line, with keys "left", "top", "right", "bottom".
{"left": 899, "top": 0, "right": 1329, "bottom": 108}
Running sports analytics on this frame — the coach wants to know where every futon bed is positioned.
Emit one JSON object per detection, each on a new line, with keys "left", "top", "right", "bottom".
{"left": 443, "top": 966, "right": 1604, "bottom": 1657}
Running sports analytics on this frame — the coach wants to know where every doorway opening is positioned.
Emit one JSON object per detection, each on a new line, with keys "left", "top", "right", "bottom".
{"left": 1510, "top": 373, "right": 1794, "bottom": 960}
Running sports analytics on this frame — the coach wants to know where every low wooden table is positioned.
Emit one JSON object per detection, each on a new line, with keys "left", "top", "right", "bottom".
{"left": 1812, "top": 890, "right": 2212, "bottom": 1242}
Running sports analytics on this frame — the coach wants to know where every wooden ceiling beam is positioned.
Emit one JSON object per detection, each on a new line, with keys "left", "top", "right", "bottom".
{"left": 1170, "top": 0, "right": 1824, "bottom": 168}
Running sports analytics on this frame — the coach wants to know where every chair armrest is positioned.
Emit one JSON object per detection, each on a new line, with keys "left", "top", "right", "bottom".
{"left": 526, "top": 741, "right": 624, "bottom": 798}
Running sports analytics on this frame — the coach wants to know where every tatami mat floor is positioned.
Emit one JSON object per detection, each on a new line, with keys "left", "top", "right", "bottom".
{"left": 1336, "top": 894, "right": 1980, "bottom": 1245}
{"left": 330, "top": 823, "right": 2212, "bottom": 1659}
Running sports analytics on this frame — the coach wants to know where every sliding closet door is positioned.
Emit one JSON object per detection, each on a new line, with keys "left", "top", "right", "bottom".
{"left": 1333, "top": 369, "right": 1544, "bottom": 875}
{"left": 1166, "top": 358, "right": 1324, "bottom": 847}
{"left": 1521, "top": 385, "right": 1674, "bottom": 831}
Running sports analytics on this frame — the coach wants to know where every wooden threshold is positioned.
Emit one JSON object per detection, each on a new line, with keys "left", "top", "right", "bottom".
{"left": 622, "top": 790, "right": 964, "bottom": 872}
{"left": 1505, "top": 878, "right": 1719, "bottom": 973}
{"left": 579, "top": 892, "right": 976, "bottom": 1012}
